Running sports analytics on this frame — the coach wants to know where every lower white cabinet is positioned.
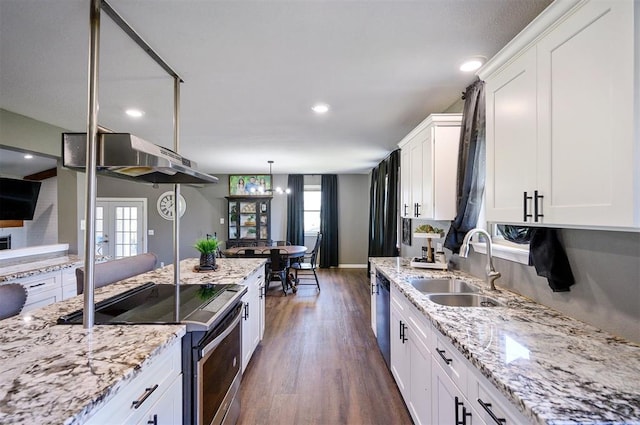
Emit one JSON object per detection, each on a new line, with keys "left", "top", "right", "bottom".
{"left": 13, "top": 273, "right": 63, "bottom": 314}
{"left": 135, "top": 374, "right": 182, "bottom": 425}
{"left": 241, "top": 268, "right": 265, "bottom": 373}
{"left": 390, "top": 286, "right": 531, "bottom": 425}
{"left": 390, "top": 285, "right": 433, "bottom": 425}
{"left": 85, "top": 338, "right": 182, "bottom": 425}
{"left": 4, "top": 264, "right": 81, "bottom": 315}
{"left": 370, "top": 264, "right": 377, "bottom": 336}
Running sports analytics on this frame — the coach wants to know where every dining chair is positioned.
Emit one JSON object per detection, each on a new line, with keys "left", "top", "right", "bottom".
{"left": 0, "top": 283, "right": 28, "bottom": 320}
{"left": 290, "top": 232, "right": 322, "bottom": 291}
{"left": 76, "top": 252, "right": 158, "bottom": 295}
{"left": 266, "top": 248, "right": 290, "bottom": 295}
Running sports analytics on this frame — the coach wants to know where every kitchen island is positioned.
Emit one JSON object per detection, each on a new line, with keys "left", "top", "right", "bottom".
{"left": 370, "top": 257, "right": 640, "bottom": 425}
{"left": 0, "top": 257, "right": 266, "bottom": 425}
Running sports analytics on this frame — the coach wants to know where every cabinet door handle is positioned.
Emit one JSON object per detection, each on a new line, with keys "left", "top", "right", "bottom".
{"left": 415, "top": 203, "right": 421, "bottom": 217}
{"left": 403, "top": 204, "right": 408, "bottom": 216}
{"left": 478, "top": 398, "right": 507, "bottom": 424}
{"left": 147, "top": 414, "right": 158, "bottom": 425}
{"left": 534, "top": 190, "right": 544, "bottom": 222}
{"left": 436, "top": 348, "right": 452, "bottom": 365}
{"left": 243, "top": 302, "right": 249, "bottom": 320}
{"left": 462, "top": 406, "right": 472, "bottom": 425}
{"left": 132, "top": 384, "right": 158, "bottom": 409}
{"left": 400, "top": 321, "right": 408, "bottom": 343}
{"left": 523, "top": 192, "right": 533, "bottom": 222}
{"left": 455, "top": 396, "right": 464, "bottom": 425}
{"left": 371, "top": 283, "right": 377, "bottom": 295}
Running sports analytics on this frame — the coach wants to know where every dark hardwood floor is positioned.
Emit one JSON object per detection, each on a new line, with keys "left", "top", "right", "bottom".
{"left": 238, "top": 268, "right": 412, "bottom": 425}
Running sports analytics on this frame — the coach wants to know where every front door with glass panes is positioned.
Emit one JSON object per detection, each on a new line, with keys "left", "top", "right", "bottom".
{"left": 96, "top": 199, "right": 146, "bottom": 258}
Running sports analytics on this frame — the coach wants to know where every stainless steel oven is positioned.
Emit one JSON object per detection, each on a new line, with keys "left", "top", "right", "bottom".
{"left": 194, "top": 301, "right": 242, "bottom": 425}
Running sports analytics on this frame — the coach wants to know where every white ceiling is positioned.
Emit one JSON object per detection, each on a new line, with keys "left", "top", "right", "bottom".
{"left": 0, "top": 0, "right": 552, "bottom": 175}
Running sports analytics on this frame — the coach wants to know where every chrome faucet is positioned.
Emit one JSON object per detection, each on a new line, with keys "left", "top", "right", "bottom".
{"left": 458, "top": 228, "right": 501, "bottom": 291}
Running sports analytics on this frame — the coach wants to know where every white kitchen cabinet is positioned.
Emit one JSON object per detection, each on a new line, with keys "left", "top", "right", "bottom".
{"left": 484, "top": 48, "right": 538, "bottom": 224}
{"left": 61, "top": 266, "right": 79, "bottom": 300}
{"left": 431, "top": 328, "right": 487, "bottom": 425}
{"left": 390, "top": 285, "right": 433, "bottom": 425}
{"left": 85, "top": 338, "right": 182, "bottom": 425}
{"left": 406, "top": 307, "right": 432, "bottom": 425}
{"left": 13, "top": 273, "right": 63, "bottom": 314}
{"left": 370, "top": 264, "right": 377, "bottom": 335}
{"left": 135, "top": 373, "right": 182, "bottom": 425}
{"left": 390, "top": 289, "right": 410, "bottom": 399}
{"left": 481, "top": 0, "right": 639, "bottom": 228}
{"left": 398, "top": 113, "right": 462, "bottom": 220}
{"left": 469, "top": 372, "right": 529, "bottom": 425}
{"left": 241, "top": 268, "right": 265, "bottom": 373}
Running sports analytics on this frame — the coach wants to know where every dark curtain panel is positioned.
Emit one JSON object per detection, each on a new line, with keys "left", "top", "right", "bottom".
{"left": 368, "top": 150, "right": 400, "bottom": 267}
{"left": 382, "top": 150, "right": 400, "bottom": 256}
{"left": 320, "top": 174, "right": 339, "bottom": 268}
{"left": 368, "top": 161, "right": 385, "bottom": 258}
{"left": 286, "top": 174, "right": 304, "bottom": 246}
{"left": 444, "top": 79, "right": 486, "bottom": 254}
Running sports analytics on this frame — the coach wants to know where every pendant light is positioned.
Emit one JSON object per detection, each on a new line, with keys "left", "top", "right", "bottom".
{"left": 268, "top": 160, "right": 290, "bottom": 195}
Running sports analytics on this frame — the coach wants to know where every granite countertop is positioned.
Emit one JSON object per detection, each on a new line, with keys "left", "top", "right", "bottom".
{"left": 0, "top": 257, "right": 266, "bottom": 424}
{"left": 370, "top": 257, "right": 640, "bottom": 425}
{"left": 0, "top": 255, "right": 85, "bottom": 282}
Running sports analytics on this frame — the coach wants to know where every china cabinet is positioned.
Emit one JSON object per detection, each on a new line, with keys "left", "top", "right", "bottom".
{"left": 226, "top": 196, "right": 271, "bottom": 247}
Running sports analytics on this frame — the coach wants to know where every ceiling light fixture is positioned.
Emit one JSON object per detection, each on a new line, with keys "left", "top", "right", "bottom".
{"left": 311, "top": 103, "right": 330, "bottom": 114}
{"left": 459, "top": 58, "right": 484, "bottom": 72}
{"left": 267, "top": 160, "right": 290, "bottom": 195}
{"left": 125, "top": 108, "right": 144, "bottom": 118}
{"left": 24, "top": 154, "right": 33, "bottom": 159}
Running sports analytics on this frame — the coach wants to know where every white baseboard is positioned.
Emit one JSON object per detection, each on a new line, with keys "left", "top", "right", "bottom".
{"left": 338, "top": 264, "right": 368, "bottom": 269}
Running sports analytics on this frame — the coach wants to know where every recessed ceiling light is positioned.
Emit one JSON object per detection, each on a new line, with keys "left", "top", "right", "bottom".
{"left": 24, "top": 154, "right": 33, "bottom": 159}
{"left": 125, "top": 108, "right": 144, "bottom": 118}
{"left": 459, "top": 58, "right": 484, "bottom": 72}
{"left": 311, "top": 103, "right": 330, "bottom": 114}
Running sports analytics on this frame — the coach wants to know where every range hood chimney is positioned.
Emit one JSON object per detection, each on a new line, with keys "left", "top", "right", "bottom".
{"left": 62, "top": 132, "right": 218, "bottom": 184}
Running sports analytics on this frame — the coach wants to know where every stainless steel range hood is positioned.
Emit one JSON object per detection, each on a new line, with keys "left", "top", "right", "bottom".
{"left": 62, "top": 132, "right": 218, "bottom": 184}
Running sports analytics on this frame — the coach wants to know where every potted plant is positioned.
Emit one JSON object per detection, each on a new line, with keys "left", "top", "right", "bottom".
{"left": 194, "top": 237, "right": 219, "bottom": 269}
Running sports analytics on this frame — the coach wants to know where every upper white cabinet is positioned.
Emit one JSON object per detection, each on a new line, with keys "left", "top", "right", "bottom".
{"left": 399, "top": 113, "right": 462, "bottom": 220}
{"left": 481, "top": 0, "right": 639, "bottom": 229}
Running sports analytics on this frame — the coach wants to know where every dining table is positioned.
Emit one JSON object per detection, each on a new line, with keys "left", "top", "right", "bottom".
{"left": 222, "top": 245, "right": 307, "bottom": 258}
{"left": 222, "top": 245, "right": 308, "bottom": 293}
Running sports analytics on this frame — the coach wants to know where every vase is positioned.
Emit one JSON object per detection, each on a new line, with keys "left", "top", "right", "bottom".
{"left": 199, "top": 252, "right": 216, "bottom": 269}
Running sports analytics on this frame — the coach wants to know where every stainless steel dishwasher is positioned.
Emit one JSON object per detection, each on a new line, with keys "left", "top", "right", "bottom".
{"left": 375, "top": 271, "right": 391, "bottom": 368}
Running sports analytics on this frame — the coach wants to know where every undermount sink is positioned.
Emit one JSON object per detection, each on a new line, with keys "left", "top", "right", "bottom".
{"left": 426, "top": 293, "right": 503, "bottom": 308}
{"left": 409, "top": 278, "right": 479, "bottom": 294}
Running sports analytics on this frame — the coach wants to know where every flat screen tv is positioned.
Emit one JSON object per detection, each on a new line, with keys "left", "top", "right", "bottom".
{"left": 0, "top": 177, "right": 42, "bottom": 220}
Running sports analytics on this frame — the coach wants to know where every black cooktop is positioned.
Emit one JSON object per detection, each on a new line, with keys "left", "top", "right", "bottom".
{"left": 57, "top": 282, "right": 246, "bottom": 331}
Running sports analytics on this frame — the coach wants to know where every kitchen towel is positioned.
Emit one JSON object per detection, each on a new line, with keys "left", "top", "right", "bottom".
{"left": 528, "top": 228, "right": 575, "bottom": 292}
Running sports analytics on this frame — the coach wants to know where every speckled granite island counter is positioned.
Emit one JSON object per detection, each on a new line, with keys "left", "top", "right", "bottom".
{"left": 0, "top": 257, "right": 266, "bottom": 424}
{"left": 370, "top": 257, "right": 640, "bottom": 425}
{"left": 0, "top": 255, "right": 84, "bottom": 283}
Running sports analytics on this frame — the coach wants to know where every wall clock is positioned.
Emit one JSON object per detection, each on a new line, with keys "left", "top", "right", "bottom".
{"left": 157, "top": 191, "right": 186, "bottom": 220}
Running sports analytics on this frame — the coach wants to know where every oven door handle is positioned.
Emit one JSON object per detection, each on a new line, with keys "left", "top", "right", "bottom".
{"left": 201, "top": 310, "right": 242, "bottom": 358}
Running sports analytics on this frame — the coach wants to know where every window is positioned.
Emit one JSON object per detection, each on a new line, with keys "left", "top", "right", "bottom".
{"left": 304, "top": 185, "right": 321, "bottom": 235}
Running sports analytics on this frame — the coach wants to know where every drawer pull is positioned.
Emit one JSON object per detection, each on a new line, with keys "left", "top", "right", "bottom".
{"left": 132, "top": 384, "right": 158, "bottom": 409}
{"left": 477, "top": 398, "right": 507, "bottom": 424}
{"left": 147, "top": 414, "right": 158, "bottom": 425}
{"left": 29, "top": 282, "right": 46, "bottom": 288}
{"left": 436, "top": 348, "right": 452, "bottom": 365}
